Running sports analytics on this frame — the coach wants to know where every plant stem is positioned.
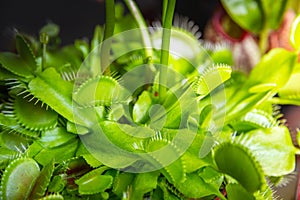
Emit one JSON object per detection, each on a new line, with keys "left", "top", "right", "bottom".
{"left": 39, "top": 32, "right": 49, "bottom": 73}
{"left": 258, "top": 27, "right": 269, "bottom": 54}
{"left": 159, "top": 0, "right": 176, "bottom": 100}
{"left": 162, "top": 0, "right": 168, "bottom": 25}
{"left": 124, "top": 0, "right": 153, "bottom": 60}
{"left": 101, "top": 0, "right": 115, "bottom": 75}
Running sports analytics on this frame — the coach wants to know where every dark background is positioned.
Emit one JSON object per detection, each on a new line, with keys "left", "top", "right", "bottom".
{"left": 0, "top": 0, "right": 218, "bottom": 51}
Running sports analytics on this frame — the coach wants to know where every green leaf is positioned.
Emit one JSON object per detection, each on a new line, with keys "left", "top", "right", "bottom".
{"left": 198, "top": 167, "right": 224, "bottom": 197}
{"left": 130, "top": 171, "right": 160, "bottom": 199}
{"left": 76, "top": 143, "right": 102, "bottom": 168}
{"left": 34, "top": 139, "right": 78, "bottom": 166}
{"left": 199, "top": 104, "right": 215, "bottom": 129}
{"left": 73, "top": 75, "right": 130, "bottom": 107}
{"left": 13, "top": 96, "right": 58, "bottom": 131}
{"left": 45, "top": 45, "right": 83, "bottom": 71}
{"left": 75, "top": 167, "right": 113, "bottom": 195}
{"left": 90, "top": 25, "right": 102, "bottom": 76}
{"left": 48, "top": 175, "right": 66, "bottom": 193}
{"left": 146, "top": 139, "right": 186, "bottom": 184}
{"left": 15, "top": 34, "right": 37, "bottom": 72}
{"left": 0, "top": 114, "right": 40, "bottom": 138}
{"left": 241, "top": 126, "right": 297, "bottom": 176}
{"left": 0, "top": 148, "right": 20, "bottom": 169}
{"left": 193, "top": 64, "right": 232, "bottom": 98}
{"left": 210, "top": 48, "right": 234, "bottom": 66}
{"left": 174, "top": 172, "right": 223, "bottom": 199}
{"left": 290, "top": 14, "right": 300, "bottom": 51}
{"left": 221, "top": 0, "right": 264, "bottom": 33}
{"left": 39, "top": 127, "right": 77, "bottom": 148}
{"left": 214, "top": 142, "right": 266, "bottom": 193}
{"left": 112, "top": 173, "right": 134, "bottom": 197}
{"left": 230, "top": 109, "right": 278, "bottom": 132}
{"left": 40, "top": 23, "right": 60, "bottom": 38}
{"left": 248, "top": 48, "right": 297, "bottom": 89}
{"left": 75, "top": 39, "right": 90, "bottom": 59}
{"left": 279, "top": 70, "right": 300, "bottom": 100}
{"left": 133, "top": 91, "right": 152, "bottom": 123}
{"left": 0, "top": 130, "right": 31, "bottom": 153}
{"left": 0, "top": 52, "right": 34, "bottom": 78}
{"left": 28, "top": 68, "right": 78, "bottom": 124}
{"left": 85, "top": 121, "right": 152, "bottom": 169}
{"left": 29, "top": 160, "right": 55, "bottom": 199}
{"left": 198, "top": 131, "right": 215, "bottom": 158}
{"left": 159, "top": 179, "right": 182, "bottom": 200}
{"left": 66, "top": 121, "right": 90, "bottom": 135}
{"left": 271, "top": 97, "right": 300, "bottom": 106}
{"left": 261, "top": 0, "right": 288, "bottom": 29}
{"left": 0, "top": 67, "right": 20, "bottom": 80}
{"left": 249, "top": 83, "right": 277, "bottom": 93}
{"left": 226, "top": 183, "right": 255, "bottom": 200}
{"left": 38, "top": 194, "right": 64, "bottom": 200}
{"left": 0, "top": 158, "right": 40, "bottom": 200}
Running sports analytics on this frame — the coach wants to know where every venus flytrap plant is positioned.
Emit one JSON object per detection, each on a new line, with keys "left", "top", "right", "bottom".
{"left": 159, "top": 0, "right": 176, "bottom": 101}
{"left": 0, "top": 0, "right": 300, "bottom": 200}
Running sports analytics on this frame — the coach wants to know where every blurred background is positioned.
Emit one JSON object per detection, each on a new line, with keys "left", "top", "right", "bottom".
{"left": 0, "top": 0, "right": 299, "bottom": 199}
{"left": 0, "top": 0, "right": 218, "bottom": 51}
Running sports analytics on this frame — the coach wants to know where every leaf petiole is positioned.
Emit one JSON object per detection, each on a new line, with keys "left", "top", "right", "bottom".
{"left": 123, "top": 0, "right": 153, "bottom": 60}
{"left": 101, "top": 0, "right": 115, "bottom": 75}
{"left": 39, "top": 32, "right": 49, "bottom": 73}
{"left": 159, "top": 0, "right": 176, "bottom": 101}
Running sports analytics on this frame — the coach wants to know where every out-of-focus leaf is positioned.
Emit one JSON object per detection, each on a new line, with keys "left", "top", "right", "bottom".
{"left": 221, "top": 0, "right": 264, "bottom": 33}
{"left": 290, "top": 14, "right": 300, "bottom": 51}
{"left": 279, "top": 70, "right": 300, "bottom": 96}
{"left": 241, "top": 126, "right": 297, "bottom": 176}
{"left": 248, "top": 48, "right": 297, "bottom": 89}
{"left": 261, "top": 0, "right": 288, "bottom": 29}
{"left": 40, "top": 23, "right": 60, "bottom": 38}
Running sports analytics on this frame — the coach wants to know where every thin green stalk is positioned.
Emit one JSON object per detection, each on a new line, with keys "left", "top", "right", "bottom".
{"left": 101, "top": 0, "right": 115, "bottom": 74}
{"left": 39, "top": 32, "right": 49, "bottom": 73}
{"left": 159, "top": 0, "right": 176, "bottom": 100}
{"left": 258, "top": 27, "right": 269, "bottom": 54}
{"left": 162, "top": 0, "right": 168, "bottom": 25}
{"left": 124, "top": 0, "right": 153, "bottom": 60}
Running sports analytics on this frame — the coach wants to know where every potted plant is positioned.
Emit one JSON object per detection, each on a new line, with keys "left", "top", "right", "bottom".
{"left": 0, "top": 0, "right": 299, "bottom": 199}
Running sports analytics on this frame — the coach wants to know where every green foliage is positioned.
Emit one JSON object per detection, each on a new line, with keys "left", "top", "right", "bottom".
{"left": 221, "top": 0, "right": 264, "bottom": 33}
{"left": 214, "top": 143, "right": 266, "bottom": 193}
{"left": 0, "top": 158, "right": 40, "bottom": 200}
{"left": 75, "top": 167, "right": 113, "bottom": 195}
{"left": 0, "top": 1, "right": 299, "bottom": 199}
{"left": 221, "top": 0, "right": 288, "bottom": 33}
